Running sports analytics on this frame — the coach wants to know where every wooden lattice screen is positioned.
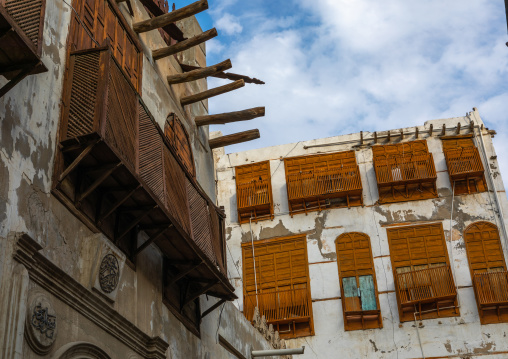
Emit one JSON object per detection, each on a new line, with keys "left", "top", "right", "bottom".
{"left": 441, "top": 135, "right": 486, "bottom": 195}
{"left": 335, "top": 232, "right": 382, "bottom": 330}
{"left": 464, "top": 221, "right": 508, "bottom": 324}
{"left": 235, "top": 161, "right": 273, "bottom": 224}
{"left": 164, "top": 114, "right": 195, "bottom": 177}
{"left": 242, "top": 235, "right": 314, "bottom": 339}
{"left": 372, "top": 140, "right": 437, "bottom": 204}
{"left": 284, "top": 151, "right": 363, "bottom": 215}
{"left": 68, "top": 0, "right": 142, "bottom": 91}
{"left": 386, "top": 223, "right": 459, "bottom": 322}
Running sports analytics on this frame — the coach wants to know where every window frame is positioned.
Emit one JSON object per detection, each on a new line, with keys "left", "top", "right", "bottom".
{"left": 335, "top": 232, "right": 383, "bottom": 331}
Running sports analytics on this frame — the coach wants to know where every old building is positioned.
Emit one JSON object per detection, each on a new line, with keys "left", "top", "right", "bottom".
{"left": 215, "top": 109, "right": 508, "bottom": 358}
{"left": 0, "top": 0, "right": 286, "bottom": 358}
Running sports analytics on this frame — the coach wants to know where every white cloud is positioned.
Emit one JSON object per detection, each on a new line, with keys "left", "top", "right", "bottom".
{"left": 206, "top": 0, "right": 508, "bottom": 191}
{"left": 216, "top": 13, "right": 243, "bottom": 35}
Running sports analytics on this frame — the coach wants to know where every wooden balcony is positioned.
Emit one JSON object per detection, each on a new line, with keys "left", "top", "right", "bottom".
{"left": 0, "top": 0, "right": 47, "bottom": 97}
{"left": 286, "top": 165, "right": 362, "bottom": 215}
{"left": 244, "top": 288, "right": 312, "bottom": 339}
{"left": 473, "top": 271, "right": 508, "bottom": 324}
{"left": 445, "top": 147, "right": 484, "bottom": 181}
{"left": 236, "top": 180, "right": 273, "bottom": 223}
{"left": 374, "top": 154, "right": 437, "bottom": 204}
{"left": 395, "top": 265, "right": 458, "bottom": 321}
{"left": 54, "top": 46, "right": 235, "bottom": 301}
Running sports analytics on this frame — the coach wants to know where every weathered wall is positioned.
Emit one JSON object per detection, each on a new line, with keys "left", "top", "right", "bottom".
{"left": 0, "top": 0, "right": 271, "bottom": 357}
{"left": 215, "top": 109, "right": 508, "bottom": 358}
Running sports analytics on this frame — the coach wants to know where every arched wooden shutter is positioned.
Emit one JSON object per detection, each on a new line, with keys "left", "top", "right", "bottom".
{"left": 164, "top": 114, "right": 195, "bottom": 177}
{"left": 335, "top": 232, "right": 382, "bottom": 330}
{"left": 464, "top": 222, "right": 508, "bottom": 324}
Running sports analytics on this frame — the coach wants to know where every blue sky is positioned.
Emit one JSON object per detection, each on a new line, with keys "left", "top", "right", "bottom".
{"left": 175, "top": 0, "right": 508, "bottom": 183}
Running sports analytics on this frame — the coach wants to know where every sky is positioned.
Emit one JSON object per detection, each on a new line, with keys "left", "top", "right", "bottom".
{"left": 174, "top": 0, "right": 508, "bottom": 185}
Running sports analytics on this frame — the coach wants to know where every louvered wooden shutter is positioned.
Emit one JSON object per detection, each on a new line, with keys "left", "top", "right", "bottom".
{"left": 387, "top": 223, "right": 449, "bottom": 269}
{"left": 164, "top": 115, "right": 195, "bottom": 177}
{"left": 464, "top": 222, "right": 506, "bottom": 273}
{"left": 284, "top": 151, "right": 357, "bottom": 175}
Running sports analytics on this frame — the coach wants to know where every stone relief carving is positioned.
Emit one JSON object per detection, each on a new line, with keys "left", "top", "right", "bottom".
{"left": 25, "top": 294, "right": 57, "bottom": 355}
{"left": 99, "top": 253, "right": 120, "bottom": 294}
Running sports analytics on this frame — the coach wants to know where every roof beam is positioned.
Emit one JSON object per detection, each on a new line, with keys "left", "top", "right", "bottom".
{"left": 153, "top": 28, "right": 218, "bottom": 61}
{"left": 209, "top": 129, "right": 260, "bottom": 149}
{"left": 195, "top": 107, "right": 265, "bottom": 126}
{"left": 166, "top": 58, "right": 230, "bottom": 84}
{"left": 133, "top": 0, "right": 208, "bottom": 34}
{"left": 180, "top": 79, "right": 244, "bottom": 106}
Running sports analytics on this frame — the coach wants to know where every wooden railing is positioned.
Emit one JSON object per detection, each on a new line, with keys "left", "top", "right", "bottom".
{"left": 286, "top": 165, "right": 362, "bottom": 201}
{"left": 244, "top": 288, "right": 311, "bottom": 324}
{"left": 375, "top": 154, "right": 437, "bottom": 186}
{"left": 395, "top": 265, "right": 456, "bottom": 306}
{"left": 473, "top": 271, "right": 508, "bottom": 306}
{"left": 237, "top": 180, "right": 271, "bottom": 209}
{"left": 445, "top": 147, "right": 484, "bottom": 180}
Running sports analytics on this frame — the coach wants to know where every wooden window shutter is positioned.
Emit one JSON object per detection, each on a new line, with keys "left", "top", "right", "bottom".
{"left": 335, "top": 232, "right": 382, "bottom": 330}
{"left": 164, "top": 114, "right": 195, "bottom": 177}
{"left": 235, "top": 161, "right": 273, "bottom": 223}
{"left": 372, "top": 140, "right": 437, "bottom": 204}
{"left": 241, "top": 235, "right": 314, "bottom": 339}
{"left": 68, "top": 0, "right": 143, "bottom": 91}
{"left": 386, "top": 223, "right": 459, "bottom": 322}
{"left": 283, "top": 151, "right": 363, "bottom": 215}
{"left": 464, "top": 221, "right": 508, "bottom": 324}
{"left": 441, "top": 135, "right": 486, "bottom": 195}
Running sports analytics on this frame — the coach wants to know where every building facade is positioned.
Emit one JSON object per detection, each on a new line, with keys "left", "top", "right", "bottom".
{"left": 0, "top": 0, "right": 280, "bottom": 358}
{"left": 215, "top": 109, "right": 508, "bottom": 358}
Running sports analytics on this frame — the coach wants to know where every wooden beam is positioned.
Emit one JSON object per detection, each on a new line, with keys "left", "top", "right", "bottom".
{"left": 441, "top": 124, "right": 446, "bottom": 136}
{"left": 137, "top": 0, "right": 184, "bottom": 41}
{"left": 181, "top": 79, "right": 244, "bottom": 106}
{"left": 374, "top": 132, "right": 378, "bottom": 143}
{"left": 116, "top": 205, "right": 158, "bottom": 241}
{"left": 133, "top": 0, "right": 208, "bottom": 34}
{"left": 168, "top": 262, "right": 203, "bottom": 286}
{"left": 400, "top": 129, "right": 404, "bottom": 140}
{"left": 77, "top": 163, "right": 122, "bottom": 205}
{"left": 180, "top": 63, "right": 265, "bottom": 84}
{"left": 209, "top": 129, "right": 260, "bottom": 149}
{"left": 456, "top": 122, "right": 461, "bottom": 134}
{"left": 201, "top": 299, "right": 226, "bottom": 319}
{"left": 195, "top": 107, "right": 265, "bottom": 126}
{"left": 135, "top": 224, "right": 173, "bottom": 256}
{"left": 98, "top": 185, "right": 141, "bottom": 225}
{"left": 429, "top": 124, "right": 433, "bottom": 136}
{"left": 415, "top": 127, "right": 419, "bottom": 139}
{"left": 154, "top": 28, "right": 218, "bottom": 61}
{"left": 183, "top": 281, "right": 218, "bottom": 308}
{"left": 360, "top": 131, "right": 364, "bottom": 145}
{"left": 0, "top": 62, "right": 41, "bottom": 98}
{"left": 58, "top": 140, "right": 99, "bottom": 183}
{"left": 166, "top": 58, "right": 230, "bottom": 84}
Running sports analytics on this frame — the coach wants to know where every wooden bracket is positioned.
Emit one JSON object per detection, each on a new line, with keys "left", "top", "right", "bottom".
{"left": 182, "top": 281, "right": 218, "bottom": 309}
{"left": 58, "top": 140, "right": 100, "bottom": 183}
{"left": 200, "top": 299, "right": 226, "bottom": 319}
{"left": 168, "top": 261, "right": 203, "bottom": 286}
{"left": 135, "top": 224, "right": 173, "bottom": 256}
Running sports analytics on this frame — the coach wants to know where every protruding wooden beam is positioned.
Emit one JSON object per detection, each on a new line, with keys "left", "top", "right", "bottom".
{"left": 360, "top": 131, "right": 364, "bottom": 145}
{"left": 387, "top": 131, "right": 391, "bottom": 142}
{"left": 469, "top": 121, "right": 474, "bottom": 132}
{"left": 133, "top": 0, "right": 208, "bottom": 33}
{"left": 166, "top": 58, "right": 230, "bottom": 84}
{"left": 400, "top": 129, "right": 404, "bottom": 140}
{"left": 194, "top": 107, "right": 265, "bottom": 126}
{"left": 429, "top": 124, "right": 433, "bottom": 136}
{"left": 153, "top": 28, "right": 218, "bottom": 61}
{"left": 374, "top": 132, "right": 378, "bottom": 143}
{"left": 180, "top": 63, "right": 265, "bottom": 84}
{"left": 201, "top": 299, "right": 226, "bottom": 319}
{"left": 456, "top": 122, "right": 461, "bottom": 134}
{"left": 415, "top": 127, "right": 419, "bottom": 139}
{"left": 209, "top": 129, "right": 260, "bottom": 149}
{"left": 181, "top": 79, "right": 244, "bottom": 106}
{"left": 441, "top": 124, "right": 446, "bottom": 136}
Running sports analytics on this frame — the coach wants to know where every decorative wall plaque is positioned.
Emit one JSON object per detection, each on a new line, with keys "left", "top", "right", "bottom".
{"left": 25, "top": 294, "right": 57, "bottom": 355}
{"left": 99, "top": 254, "right": 120, "bottom": 293}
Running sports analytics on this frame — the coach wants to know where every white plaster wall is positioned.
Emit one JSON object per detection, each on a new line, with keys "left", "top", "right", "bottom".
{"left": 216, "top": 110, "right": 508, "bottom": 358}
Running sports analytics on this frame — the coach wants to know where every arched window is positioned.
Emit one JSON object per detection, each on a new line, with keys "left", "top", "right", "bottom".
{"left": 335, "top": 232, "right": 382, "bottom": 330}
{"left": 164, "top": 114, "right": 195, "bottom": 177}
{"left": 464, "top": 221, "right": 508, "bottom": 324}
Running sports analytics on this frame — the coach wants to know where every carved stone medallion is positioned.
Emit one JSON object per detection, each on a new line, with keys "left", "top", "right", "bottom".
{"left": 99, "top": 254, "right": 120, "bottom": 293}
{"left": 25, "top": 294, "right": 57, "bottom": 355}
